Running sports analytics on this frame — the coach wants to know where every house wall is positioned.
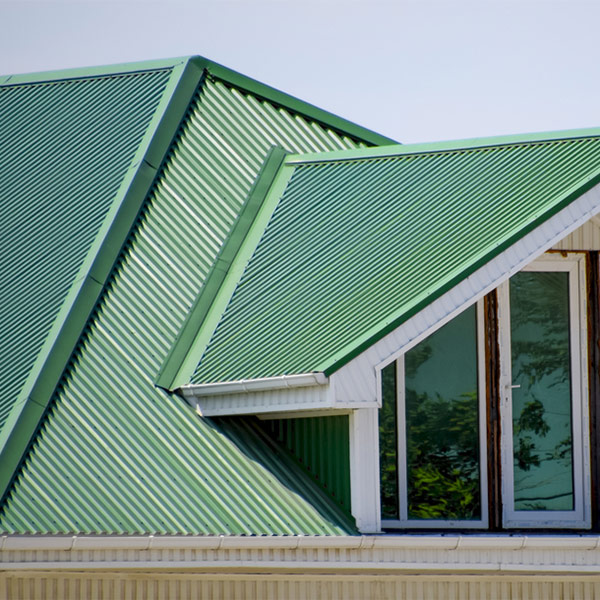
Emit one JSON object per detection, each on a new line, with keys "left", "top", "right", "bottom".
{"left": 259, "top": 415, "right": 352, "bottom": 515}
{"left": 2, "top": 536, "right": 600, "bottom": 600}
{"left": 553, "top": 218, "right": 600, "bottom": 250}
{"left": 4, "top": 572, "right": 600, "bottom": 600}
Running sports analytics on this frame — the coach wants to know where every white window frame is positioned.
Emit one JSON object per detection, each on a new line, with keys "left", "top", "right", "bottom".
{"left": 498, "top": 253, "right": 591, "bottom": 529}
{"left": 382, "top": 300, "right": 489, "bottom": 529}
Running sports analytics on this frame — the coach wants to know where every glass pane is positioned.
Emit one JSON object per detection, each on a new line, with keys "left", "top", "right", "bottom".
{"left": 379, "top": 362, "right": 398, "bottom": 519}
{"left": 405, "top": 306, "right": 481, "bottom": 520}
{"left": 510, "top": 271, "right": 574, "bottom": 511}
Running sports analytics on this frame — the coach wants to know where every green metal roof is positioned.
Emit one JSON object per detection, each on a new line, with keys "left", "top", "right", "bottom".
{"left": 0, "top": 56, "right": 379, "bottom": 535}
{"left": 0, "top": 58, "right": 201, "bottom": 493}
{"left": 190, "top": 129, "right": 600, "bottom": 384}
{"left": 0, "top": 63, "right": 172, "bottom": 433}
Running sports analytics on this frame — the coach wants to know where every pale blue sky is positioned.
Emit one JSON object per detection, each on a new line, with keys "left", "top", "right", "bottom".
{"left": 1, "top": 0, "right": 599, "bottom": 144}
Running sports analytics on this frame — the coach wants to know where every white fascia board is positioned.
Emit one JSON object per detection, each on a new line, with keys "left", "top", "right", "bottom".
{"left": 4, "top": 535, "right": 600, "bottom": 575}
{"left": 181, "top": 372, "right": 328, "bottom": 397}
{"left": 194, "top": 400, "right": 376, "bottom": 418}
{"left": 333, "top": 183, "right": 600, "bottom": 404}
{"left": 4, "top": 534, "right": 600, "bottom": 552}
{"left": 180, "top": 372, "right": 378, "bottom": 417}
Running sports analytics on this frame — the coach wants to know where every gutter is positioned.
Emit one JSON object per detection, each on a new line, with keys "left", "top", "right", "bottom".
{"left": 3, "top": 534, "right": 600, "bottom": 551}
{"left": 3, "top": 535, "right": 600, "bottom": 575}
{"left": 180, "top": 372, "right": 328, "bottom": 398}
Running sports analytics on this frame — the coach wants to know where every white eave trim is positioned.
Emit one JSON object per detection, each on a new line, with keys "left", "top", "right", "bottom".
{"left": 4, "top": 535, "right": 600, "bottom": 575}
{"left": 3, "top": 533, "right": 600, "bottom": 552}
{"left": 180, "top": 372, "right": 328, "bottom": 398}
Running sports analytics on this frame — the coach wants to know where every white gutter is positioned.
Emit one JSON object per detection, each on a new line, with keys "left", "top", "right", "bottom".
{"left": 180, "top": 372, "right": 328, "bottom": 397}
{"left": 3, "top": 535, "right": 600, "bottom": 574}
{"left": 3, "top": 534, "right": 600, "bottom": 551}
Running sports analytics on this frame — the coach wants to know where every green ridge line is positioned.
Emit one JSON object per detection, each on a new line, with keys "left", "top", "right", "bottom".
{"left": 1, "top": 55, "right": 395, "bottom": 147}
{"left": 0, "top": 57, "right": 189, "bottom": 86}
{"left": 157, "top": 146, "right": 291, "bottom": 390}
{"left": 286, "top": 128, "right": 600, "bottom": 166}
{"left": 191, "top": 57, "right": 396, "bottom": 147}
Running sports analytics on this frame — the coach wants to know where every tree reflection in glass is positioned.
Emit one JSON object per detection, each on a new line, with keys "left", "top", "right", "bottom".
{"left": 404, "top": 306, "right": 481, "bottom": 520}
{"left": 510, "top": 271, "right": 574, "bottom": 511}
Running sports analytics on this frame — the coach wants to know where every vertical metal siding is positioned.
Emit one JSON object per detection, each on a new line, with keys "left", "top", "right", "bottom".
{"left": 3, "top": 573, "right": 600, "bottom": 600}
{"left": 553, "top": 219, "right": 600, "bottom": 250}
{"left": 0, "top": 76, "right": 366, "bottom": 535}
{"left": 260, "top": 415, "right": 351, "bottom": 514}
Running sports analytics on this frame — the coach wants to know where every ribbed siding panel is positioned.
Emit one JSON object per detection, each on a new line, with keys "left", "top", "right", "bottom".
{"left": 3, "top": 574, "right": 600, "bottom": 600}
{"left": 192, "top": 136, "right": 600, "bottom": 383}
{"left": 553, "top": 219, "right": 600, "bottom": 250}
{"left": 261, "top": 416, "right": 351, "bottom": 514}
{"left": 0, "top": 76, "right": 365, "bottom": 534}
{"left": 0, "top": 69, "right": 173, "bottom": 433}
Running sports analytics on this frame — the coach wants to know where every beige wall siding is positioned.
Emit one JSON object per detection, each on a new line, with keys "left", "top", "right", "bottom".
{"left": 553, "top": 218, "right": 600, "bottom": 250}
{"left": 3, "top": 572, "right": 600, "bottom": 600}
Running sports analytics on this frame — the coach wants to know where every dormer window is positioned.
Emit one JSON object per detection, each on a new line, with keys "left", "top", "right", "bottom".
{"left": 378, "top": 253, "right": 591, "bottom": 530}
{"left": 380, "top": 302, "right": 488, "bottom": 527}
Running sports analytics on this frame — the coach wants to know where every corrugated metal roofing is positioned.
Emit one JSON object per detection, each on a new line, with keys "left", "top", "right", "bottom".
{"left": 0, "top": 67, "right": 175, "bottom": 435}
{"left": 0, "top": 69, "right": 367, "bottom": 534}
{"left": 191, "top": 132, "right": 600, "bottom": 384}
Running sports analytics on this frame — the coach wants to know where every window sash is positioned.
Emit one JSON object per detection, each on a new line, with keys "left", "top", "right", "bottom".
{"left": 382, "top": 301, "right": 489, "bottom": 529}
{"left": 499, "top": 254, "right": 591, "bottom": 529}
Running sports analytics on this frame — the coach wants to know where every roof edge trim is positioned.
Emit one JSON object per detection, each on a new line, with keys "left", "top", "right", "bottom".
{"left": 189, "top": 56, "right": 396, "bottom": 147}
{"left": 157, "top": 146, "right": 291, "bottom": 390}
{"left": 285, "top": 127, "right": 600, "bottom": 166}
{"left": 320, "top": 167, "right": 600, "bottom": 376}
{"left": 0, "top": 56, "right": 190, "bottom": 86}
{"left": 0, "top": 58, "right": 204, "bottom": 504}
{"left": 180, "top": 372, "right": 328, "bottom": 398}
{"left": 1, "top": 55, "right": 396, "bottom": 146}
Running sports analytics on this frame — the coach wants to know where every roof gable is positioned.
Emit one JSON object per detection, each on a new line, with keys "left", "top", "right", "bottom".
{"left": 185, "top": 130, "right": 600, "bottom": 387}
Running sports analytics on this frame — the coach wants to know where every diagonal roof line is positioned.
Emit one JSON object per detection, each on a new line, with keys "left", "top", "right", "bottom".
{"left": 1, "top": 55, "right": 395, "bottom": 147}
{"left": 286, "top": 126, "right": 600, "bottom": 166}
{"left": 188, "top": 131, "right": 600, "bottom": 386}
{"left": 191, "top": 57, "right": 397, "bottom": 147}
{"left": 322, "top": 169, "right": 600, "bottom": 376}
{"left": 156, "top": 146, "right": 293, "bottom": 391}
{"left": 0, "top": 57, "right": 204, "bottom": 504}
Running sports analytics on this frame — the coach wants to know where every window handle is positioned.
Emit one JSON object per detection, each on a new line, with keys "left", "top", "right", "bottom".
{"left": 508, "top": 384, "right": 521, "bottom": 389}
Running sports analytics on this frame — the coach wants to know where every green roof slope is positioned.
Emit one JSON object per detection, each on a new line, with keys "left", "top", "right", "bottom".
{"left": 0, "top": 62, "right": 190, "bottom": 438}
{"left": 0, "top": 60, "right": 374, "bottom": 534}
{"left": 191, "top": 130, "right": 600, "bottom": 384}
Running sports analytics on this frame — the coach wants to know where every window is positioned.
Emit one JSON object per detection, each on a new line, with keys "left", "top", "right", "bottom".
{"left": 379, "top": 253, "right": 590, "bottom": 529}
{"left": 499, "top": 257, "right": 590, "bottom": 528}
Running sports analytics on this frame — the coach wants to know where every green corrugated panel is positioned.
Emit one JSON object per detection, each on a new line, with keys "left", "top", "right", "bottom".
{"left": 191, "top": 132, "right": 600, "bottom": 383}
{"left": 0, "top": 67, "right": 174, "bottom": 435}
{"left": 0, "top": 72, "right": 368, "bottom": 534}
{"left": 260, "top": 416, "right": 351, "bottom": 515}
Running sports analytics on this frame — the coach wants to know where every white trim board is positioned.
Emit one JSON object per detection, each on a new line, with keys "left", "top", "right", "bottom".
{"left": 498, "top": 254, "right": 591, "bottom": 528}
